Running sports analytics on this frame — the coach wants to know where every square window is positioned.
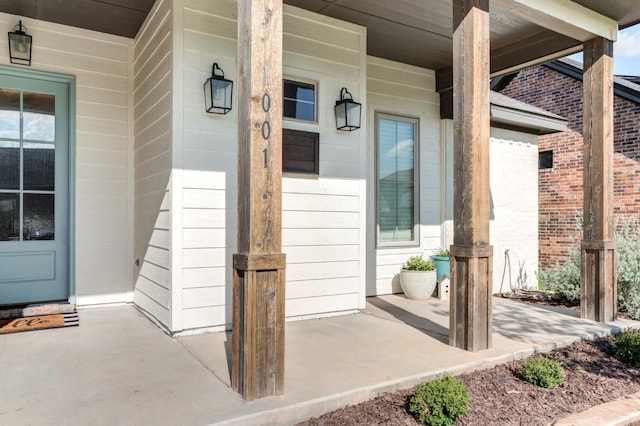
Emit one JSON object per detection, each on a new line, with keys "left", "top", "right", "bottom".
{"left": 539, "top": 150, "right": 553, "bottom": 169}
{"left": 283, "top": 79, "right": 316, "bottom": 122}
{"left": 282, "top": 129, "right": 319, "bottom": 175}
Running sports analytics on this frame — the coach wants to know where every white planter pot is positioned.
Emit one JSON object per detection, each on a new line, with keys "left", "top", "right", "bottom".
{"left": 400, "top": 269, "right": 437, "bottom": 300}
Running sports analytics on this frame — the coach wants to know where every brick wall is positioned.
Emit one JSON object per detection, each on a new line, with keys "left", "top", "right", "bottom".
{"left": 499, "top": 65, "right": 640, "bottom": 269}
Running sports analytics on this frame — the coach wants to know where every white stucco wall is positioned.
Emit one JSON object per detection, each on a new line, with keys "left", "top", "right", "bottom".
{"left": 489, "top": 128, "right": 539, "bottom": 292}
{"left": 441, "top": 121, "right": 539, "bottom": 293}
{"left": 0, "top": 13, "right": 134, "bottom": 305}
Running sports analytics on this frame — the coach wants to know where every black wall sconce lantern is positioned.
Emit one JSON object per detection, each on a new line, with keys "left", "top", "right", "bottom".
{"left": 203, "top": 62, "right": 233, "bottom": 114}
{"left": 334, "top": 87, "right": 361, "bottom": 131}
{"left": 8, "top": 20, "right": 32, "bottom": 66}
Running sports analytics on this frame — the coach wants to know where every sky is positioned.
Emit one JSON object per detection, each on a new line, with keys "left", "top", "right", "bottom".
{"left": 569, "top": 24, "right": 640, "bottom": 76}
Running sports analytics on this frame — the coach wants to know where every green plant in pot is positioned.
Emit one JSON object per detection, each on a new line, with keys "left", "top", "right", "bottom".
{"left": 400, "top": 255, "right": 437, "bottom": 300}
{"left": 430, "top": 247, "right": 451, "bottom": 280}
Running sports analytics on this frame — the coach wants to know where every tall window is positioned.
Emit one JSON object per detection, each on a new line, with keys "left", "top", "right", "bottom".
{"left": 376, "top": 113, "right": 419, "bottom": 246}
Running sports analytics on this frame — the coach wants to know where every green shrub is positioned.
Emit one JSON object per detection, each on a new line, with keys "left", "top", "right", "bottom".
{"left": 537, "top": 246, "right": 581, "bottom": 302}
{"left": 616, "top": 222, "right": 640, "bottom": 320}
{"left": 408, "top": 374, "right": 472, "bottom": 426}
{"left": 516, "top": 357, "right": 564, "bottom": 389}
{"left": 536, "top": 219, "right": 640, "bottom": 320}
{"left": 432, "top": 248, "right": 450, "bottom": 257}
{"left": 611, "top": 329, "right": 640, "bottom": 367}
{"left": 403, "top": 255, "right": 435, "bottom": 271}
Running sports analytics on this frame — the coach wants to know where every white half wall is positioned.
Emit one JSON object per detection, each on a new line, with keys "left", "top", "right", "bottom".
{"left": 489, "top": 128, "right": 539, "bottom": 293}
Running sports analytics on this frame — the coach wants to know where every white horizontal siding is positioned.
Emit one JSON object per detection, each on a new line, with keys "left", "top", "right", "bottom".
{"left": 183, "top": 228, "right": 229, "bottom": 248}
{"left": 0, "top": 12, "right": 133, "bottom": 305}
{"left": 287, "top": 261, "right": 360, "bottom": 282}
{"left": 366, "top": 56, "right": 442, "bottom": 296}
{"left": 182, "top": 306, "right": 227, "bottom": 330}
{"left": 183, "top": 267, "right": 226, "bottom": 288}
{"left": 281, "top": 5, "right": 366, "bottom": 324}
{"left": 282, "top": 228, "right": 360, "bottom": 246}
{"left": 133, "top": 0, "right": 173, "bottom": 328}
{"left": 286, "top": 293, "right": 360, "bottom": 318}
{"left": 286, "top": 277, "right": 360, "bottom": 299}
{"left": 180, "top": 0, "right": 236, "bottom": 332}
{"left": 177, "top": 0, "right": 367, "bottom": 331}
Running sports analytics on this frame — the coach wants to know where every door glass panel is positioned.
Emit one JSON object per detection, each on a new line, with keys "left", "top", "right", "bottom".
{"left": 0, "top": 140, "right": 20, "bottom": 189}
{"left": 0, "top": 193, "right": 19, "bottom": 241}
{"left": 0, "top": 89, "right": 20, "bottom": 140}
{"left": 23, "top": 92, "right": 55, "bottom": 142}
{"left": 23, "top": 194, "right": 54, "bottom": 240}
{"left": 24, "top": 142, "right": 55, "bottom": 191}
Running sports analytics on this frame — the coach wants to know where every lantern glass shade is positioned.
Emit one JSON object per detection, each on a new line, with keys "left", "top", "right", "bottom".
{"left": 8, "top": 21, "right": 32, "bottom": 66}
{"left": 334, "top": 88, "right": 361, "bottom": 131}
{"left": 203, "top": 63, "right": 233, "bottom": 114}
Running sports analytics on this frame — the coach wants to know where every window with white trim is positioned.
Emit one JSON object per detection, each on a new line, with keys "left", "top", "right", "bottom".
{"left": 283, "top": 79, "right": 316, "bottom": 123}
{"left": 376, "top": 113, "right": 419, "bottom": 246}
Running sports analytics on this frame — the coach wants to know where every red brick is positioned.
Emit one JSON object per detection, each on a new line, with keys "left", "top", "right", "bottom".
{"left": 499, "top": 65, "right": 640, "bottom": 268}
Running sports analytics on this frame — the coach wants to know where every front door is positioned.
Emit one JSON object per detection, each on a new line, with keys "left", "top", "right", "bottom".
{"left": 0, "top": 73, "right": 69, "bottom": 305}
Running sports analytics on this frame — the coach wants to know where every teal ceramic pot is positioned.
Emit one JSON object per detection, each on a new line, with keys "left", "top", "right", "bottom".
{"left": 430, "top": 255, "right": 450, "bottom": 280}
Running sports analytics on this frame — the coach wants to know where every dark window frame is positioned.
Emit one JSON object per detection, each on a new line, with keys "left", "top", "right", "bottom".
{"left": 283, "top": 78, "right": 317, "bottom": 124}
{"left": 539, "top": 150, "right": 553, "bottom": 169}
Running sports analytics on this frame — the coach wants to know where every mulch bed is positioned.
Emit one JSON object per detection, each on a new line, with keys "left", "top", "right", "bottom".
{"left": 298, "top": 292, "right": 640, "bottom": 425}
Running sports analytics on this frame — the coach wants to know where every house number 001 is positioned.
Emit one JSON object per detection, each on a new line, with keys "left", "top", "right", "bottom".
{"left": 262, "top": 92, "right": 271, "bottom": 168}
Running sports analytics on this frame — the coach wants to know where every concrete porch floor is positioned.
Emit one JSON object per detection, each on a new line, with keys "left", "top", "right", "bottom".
{"left": 1, "top": 295, "right": 638, "bottom": 426}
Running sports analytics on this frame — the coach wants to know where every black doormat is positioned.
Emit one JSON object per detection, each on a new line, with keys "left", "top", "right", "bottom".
{"left": 0, "top": 303, "right": 76, "bottom": 319}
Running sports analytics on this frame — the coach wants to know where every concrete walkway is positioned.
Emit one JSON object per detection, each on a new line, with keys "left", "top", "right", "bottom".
{"left": 1, "top": 295, "right": 638, "bottom": 425}
{"left": 553, "top": 391, "right": 640, "bottom": 426}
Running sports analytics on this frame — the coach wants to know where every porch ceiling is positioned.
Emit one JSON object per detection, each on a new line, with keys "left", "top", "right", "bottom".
{"left": 1, "top": 0, "right": 639, "bottom": 77}
{"left": 0, "top": 0, "right": 155, "bottom": 37}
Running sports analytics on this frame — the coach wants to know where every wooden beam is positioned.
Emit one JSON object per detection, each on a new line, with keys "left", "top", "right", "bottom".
{"left": 509, "top": 0, "right": 617, "bottom": 42}
{"left": 233, "top": 0, "right": 286, "bottom": 401}
{"left": 449, "top": 0, "right": 493, "bottom": 352}
{"left": 581, "top": 37, "right": 616, "bottom": 323}
{"left": 436, "top": 31, "right": 580, "bottom": 92}
{"left": 436, "top": 0, "right": 620, "bottom": 92}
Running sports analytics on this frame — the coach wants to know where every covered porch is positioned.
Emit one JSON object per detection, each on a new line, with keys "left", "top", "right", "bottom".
{"left": 1, "top": 298, "right": 637, "bottom": 425}
{"left": 228, "top": 0, "right": 627, "bottom": 399}
{"left": 1, "top": 0, "right": 639, "bottom": 403}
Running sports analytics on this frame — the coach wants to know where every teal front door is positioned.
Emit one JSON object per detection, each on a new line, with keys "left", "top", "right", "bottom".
{"left": 0, "top": 73, "right": 70, "bottom": 305}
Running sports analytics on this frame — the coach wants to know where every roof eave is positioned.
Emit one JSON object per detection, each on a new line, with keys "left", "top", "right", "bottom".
{"left": 490, "top": 105, "right": 569, "bottom": 135}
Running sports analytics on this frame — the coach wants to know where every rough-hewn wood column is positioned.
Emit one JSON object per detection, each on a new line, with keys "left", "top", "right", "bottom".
{"left": 449, "top": 0, "right": 493, "bottom": 352}
{"left": 581, "top": 37, "right": 616, "bottom": 322}
{"left": 232, "top": 0, "right": 286, "bottom": 401}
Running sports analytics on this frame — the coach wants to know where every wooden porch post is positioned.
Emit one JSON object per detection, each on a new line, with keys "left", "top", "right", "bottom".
{"left": 232, "top": 0, "right": 286, "bottom": 401}
{"left": 581, "top": 37, "right": 616, "bottom": 322}
{"left": 449, "top": 0, "right": 493, "bottom": 352}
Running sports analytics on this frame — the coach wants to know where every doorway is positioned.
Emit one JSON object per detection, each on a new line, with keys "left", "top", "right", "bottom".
{"left": 0, "top": 70, "right": 71, "bottom": 305}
